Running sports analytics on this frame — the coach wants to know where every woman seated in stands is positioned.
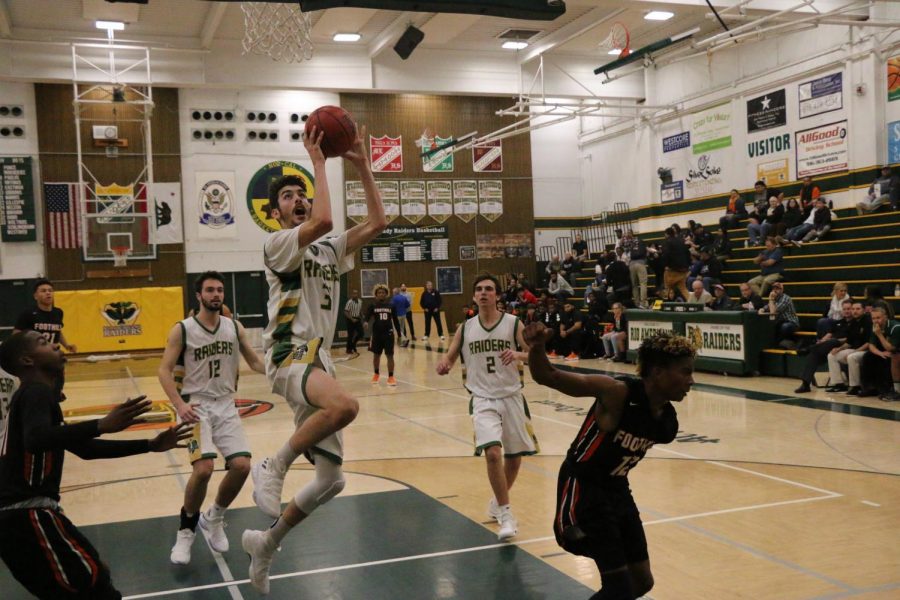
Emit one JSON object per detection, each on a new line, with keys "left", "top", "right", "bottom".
{"left": 816, "top": 282, "right": 851, "bottom": 339}
{"left": 600, "top": 302, "right": 628, "bottom": 362}
{"left": 784, "top": 197, "right": 831, "bottom": 246}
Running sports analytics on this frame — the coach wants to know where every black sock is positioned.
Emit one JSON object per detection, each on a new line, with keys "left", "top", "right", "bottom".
{"left": 374, "top": 369, "right": 379, "bottom": 375}
{"left": 180, "top": 507, "right": 200, "bottom": 532}
{"left": 389, "top": 371, "right": 394, "bottom": 377}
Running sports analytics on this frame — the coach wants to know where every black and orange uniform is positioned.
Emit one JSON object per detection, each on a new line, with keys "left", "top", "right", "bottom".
{"left": 366, "top": 301, "right": 397, "bottom": 355}
{"left": 15, "top": 306, "right": 65, "bottom": 345}
{"left": 0, "top": 381, "right": 150, "bottom": 599}
{"left": 554, "top": 376, "right": 678, "bottom": 571}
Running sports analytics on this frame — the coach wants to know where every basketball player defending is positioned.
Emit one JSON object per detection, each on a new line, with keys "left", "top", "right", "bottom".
{"left": 436, "top": 274, "right": 538, "bottom": 541}
{"left": 159, "top": 271, "right": 266, "bottom": 564}
{"left": 242, "top": 125, "right": 386, "bottom": 594}
{"left": 524, "top": 322, "right": 696, "bottom": 600}
{"left": 367, "top": 284, "right": 399, "bottom": 386}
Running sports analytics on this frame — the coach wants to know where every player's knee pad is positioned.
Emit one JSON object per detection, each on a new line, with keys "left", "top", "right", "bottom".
{"left": 293, "top": 465, "right": 345, "bottom": 514}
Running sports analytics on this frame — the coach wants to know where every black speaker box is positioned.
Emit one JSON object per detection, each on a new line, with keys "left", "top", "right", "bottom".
{"left": 393, "top": 25, "right": 425, "bottom": 60}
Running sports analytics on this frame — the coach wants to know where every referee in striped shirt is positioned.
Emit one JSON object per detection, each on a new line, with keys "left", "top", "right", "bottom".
{"left": 344, "top": 289, "right": 364, "bottom": 355}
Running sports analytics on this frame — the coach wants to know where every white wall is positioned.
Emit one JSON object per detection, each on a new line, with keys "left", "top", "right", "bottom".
{"left": 0, "top": 82, "right": 44, "bottom": 280}
{"left": 179, "top": 88, "right": 345, "bottom": 273}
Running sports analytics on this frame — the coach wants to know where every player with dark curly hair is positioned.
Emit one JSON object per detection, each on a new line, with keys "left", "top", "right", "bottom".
{"left": 523, "top": 323, "right": 696, "bottom": 600}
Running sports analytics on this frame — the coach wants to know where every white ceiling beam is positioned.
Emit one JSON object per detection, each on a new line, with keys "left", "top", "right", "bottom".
{"left": 200, "top": 3, "right": 228, "bottom": 50}
{"left": 626, "top": 0, "right": 868, "bottom": 12}
{"left": 367, "top": 12, "right": 432, "bottom": 59}
{"left": 0, "top": 0, "right": 11, "bottom": 38}
{"left": 518, "top": 7, "right": 627, "bottom": 65}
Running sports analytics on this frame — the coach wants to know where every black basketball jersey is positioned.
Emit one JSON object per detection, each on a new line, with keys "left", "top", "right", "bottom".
{"left": 367, "top": 301, "right": 395, "bottom": 337}
{"left": 565, "top": 376, "right": 678, "bottom": 490}
{"left": 15, "top": 307, "right": 64, "bottom": 345}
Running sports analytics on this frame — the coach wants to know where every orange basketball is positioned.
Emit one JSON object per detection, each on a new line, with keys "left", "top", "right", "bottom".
{"left": 304, "top": 105, "right": 357, "bottom": 159}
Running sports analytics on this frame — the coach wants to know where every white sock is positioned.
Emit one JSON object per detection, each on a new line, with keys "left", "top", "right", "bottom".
{"left": 268, "top": 516, "right": 293, "bottom": 545}
{"left": 206, "top": 503, "right": 226, "bottom": 519}
{"left": 274, "top": 443, "right": 299, "bottom": 472}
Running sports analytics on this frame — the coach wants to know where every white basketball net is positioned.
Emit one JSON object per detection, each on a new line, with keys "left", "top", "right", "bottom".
{"left": 240, "top": 2, "right": 314, "bottom": 63}
{"left": 598, "top": 22, "right": 629, "bottom": 53}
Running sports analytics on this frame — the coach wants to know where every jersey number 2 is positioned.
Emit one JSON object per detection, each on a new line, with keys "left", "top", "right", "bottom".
{"left": 486, "top": 356, "right": 496, "bottom": 373}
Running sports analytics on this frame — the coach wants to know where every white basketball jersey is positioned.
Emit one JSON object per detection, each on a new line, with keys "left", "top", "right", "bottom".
{"left": 263, "top": 229, "right": 355, "bottom": 370}
{"left": 178, "top": 316, "right": 240, "bottom": 400}
{"left": 460, "top": 313, "right": 523, "bottom": 398}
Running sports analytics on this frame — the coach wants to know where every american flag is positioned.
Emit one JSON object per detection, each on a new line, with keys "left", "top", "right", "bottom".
{"left": 45, "top": 183, "right": 82, "bottom": 249}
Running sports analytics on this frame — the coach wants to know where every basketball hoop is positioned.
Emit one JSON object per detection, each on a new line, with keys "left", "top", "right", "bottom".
{"left": 112, "top": 246, "right": 129, "bottom": 268}
{"left": 240, "top": 2, "right": 314, "bottom": 63}
{"left": 598, "top": 22, "right": 631, "bottom": 59}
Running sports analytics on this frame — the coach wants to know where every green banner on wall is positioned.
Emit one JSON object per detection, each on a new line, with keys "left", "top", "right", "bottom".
{"left": 0, "top": 156, "right": 37, "bottom": 242}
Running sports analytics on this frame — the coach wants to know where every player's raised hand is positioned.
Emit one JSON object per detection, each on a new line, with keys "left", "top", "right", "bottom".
{"left": 342, "top": 124, "right": 369, "bottom": 165}
{"left": 523, "top": 323, "right": 554, "bottom": 347}
{"left": 149, "top": 423, "right": 193, "bottom": 452}
{"left": 303, "top": 126, "right": 326, "bottom": 163}
{"left": 98, "top": 395, "right": 152, "bottom": 433}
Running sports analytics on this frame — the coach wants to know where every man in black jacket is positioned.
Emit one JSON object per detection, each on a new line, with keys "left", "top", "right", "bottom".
{"left": 0, "top": 331, "right": 189, "bottom": 599}
{"left": 795, "top": 300, "right": 852, "bottom": 393}
{"left": 661, "top": 227, "right": 690, "bottom": 301}
{"left": 419, "top": 280, "right": 445, "bottom": 341}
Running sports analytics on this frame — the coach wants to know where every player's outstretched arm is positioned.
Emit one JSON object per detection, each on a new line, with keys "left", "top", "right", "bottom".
{"left": 236, "top": 319, "right": 266, "bottom": 374}
{"left": 69, "top": 422, "right": 192, "bottom": 460}
{"left": 524, "top": 322, "right": 627, "bottom": 402}
{"left": 435, "top": 326, "right": 463, "bottom": 375}
{"left": 344, "top": 125, "right": 388, "bottom": 255}
{"left": 297, "top": 127, "right": 334, "bottom": 249}
{"left": 158, "top": 324, "right": 199, "bottom": 424}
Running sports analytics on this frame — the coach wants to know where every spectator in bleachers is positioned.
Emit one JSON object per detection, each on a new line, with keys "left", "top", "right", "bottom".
{"left": 856, "top": 165, "right": 900, "bottom": 215}
{"left": 561, "top": 252, "right": 578, "bottom": 283}
{"left": 558, "top": 301, "right": 585, "bottom": 361}
{"left": 548, "top": 272, "right": 574, "bottom": 301}
{"left": 626, "top": 232, "right": 649, "bottom": 309}
{"left": 691, "top": 223, "right": 714, "bottom": 252}
{"left": 849, "top": 306, "right": 899, "bottom": 397}
{"left": 757, "top": 196, "right": 785, "bottom": 243}
{"left": 661, "top": 227, "right": 691, "bottom": 301}
{"left": 738, "top": 282, "right": 766, "bottom": 311}
{"left": 795, "top": 299, "right": 853, "bottom": 393}
{"left": 515, "top": 286, "right": 538, "bottom": 308}
{"left": 758, "top": 281, "right": 799, "bottom": 347}
{"left": 710, "top": 284, "right": 735, "bottom": 311}
{"left": 600, "top": 303, "right": 628, "bottom": 362}
{"left": 603, "top": 249, "right": 632, "bottom": 305}
{"left": 572, "top": 233, "right": 589, "bottom": 266}
{"left": 503, "top": 275, "right": 520, "bottom": 305}
{"left": 522, "top": 303, "right": 540, "bottom": 326}
{"left": 687, "top": 280, "right": 713, "bottom": 308}
{"left": 719, "top": 188, "right": 747, "bottom": 231}
{"left": 516, "top": 273, "right": 533, "bottom": 293}
{"left": 748, "top": 237, "right": 785, "bottom": 297}
{"left": 864, "top": 285, "right": 895, "bottom": 319}
{"left": 545, "top": 255, "right": 562, "bottom": 283}
{"left": 712, "top": 225, "right": 733, "bottom": 261}
{"left": 687, "top": 248, "right": 722, "bottom": 292}
{"left": 541, "top": 299, "right": 562, "bottom": 358}
{"left": 783, "top": 197, "right": 829, "bottom": 245}
{"left": 798, "top": 176, "right": 821, "bottom": 218}
{"left": 747, "top": 180, "right": 782, "bottom": 242}
{"left": 816, "top": 282, "right": 851, "bottom": 339}
{"left": 825, "top": 301, "right": 871, "bottom": 393}
{"left": 781, "top": 198, "right": 804, "bottom": 236}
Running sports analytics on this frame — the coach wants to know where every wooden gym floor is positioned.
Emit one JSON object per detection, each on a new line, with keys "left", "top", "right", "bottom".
{"left": 1, "top": 340, "right": 898, "bottom": 599}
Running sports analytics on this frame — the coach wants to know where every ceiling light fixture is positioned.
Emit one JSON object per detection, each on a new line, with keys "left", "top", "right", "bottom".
{"left": 333, "top": 33, "right": 361, "bottom": 42}
{"left": 645, "top": 11, "right": 674, "bottom": 21}
{"left": 95, "top": 20, "right": 125, "bottom": 31}
{"left": 502, "top": 41, "right": 528, "bottom": 50}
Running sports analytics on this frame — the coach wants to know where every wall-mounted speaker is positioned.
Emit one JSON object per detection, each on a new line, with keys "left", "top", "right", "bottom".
{"left": 393, "top": 26, "right": 424, "bottom": 60}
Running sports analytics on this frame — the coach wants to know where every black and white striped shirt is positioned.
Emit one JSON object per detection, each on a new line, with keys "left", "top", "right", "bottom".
{"left": 344, "top": 298, "right": 362, "bottom": 320}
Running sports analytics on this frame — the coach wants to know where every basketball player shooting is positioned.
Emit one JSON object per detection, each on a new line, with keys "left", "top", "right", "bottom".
{"left": 242, "top": 118, "right": 387, "bottom": 594}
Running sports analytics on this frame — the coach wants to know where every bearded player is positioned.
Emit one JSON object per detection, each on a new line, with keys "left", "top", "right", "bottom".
{"left": 242, "top": 125, "right": 386, "bottom": 594}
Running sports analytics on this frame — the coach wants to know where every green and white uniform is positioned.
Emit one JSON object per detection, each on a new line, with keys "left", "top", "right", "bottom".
{"left": 460, "top": 313, "right": 539, "bottom": 457}
{"left": 0, "top": 365, "right": 19, "bottom": 453}
{"left": 263, "top": 228, "right": 354, "bottom": 464}
{"left": 177, "top": 316, "right": 249, "bottom": 464}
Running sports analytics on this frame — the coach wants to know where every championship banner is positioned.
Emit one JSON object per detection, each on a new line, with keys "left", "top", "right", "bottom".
{"left": 426, "top": 180, "right": 452, "bottom": 223}
{"left": 452, "top": 180, "right": 478, "bottom": 223}
{"left": 795, "top": 120, "right": 848, "bottom": 178}
{"left": 472, "top": 140, "right": 502, "bottom": 172}
{"left": 757, "top": 158, "right": 789, "bottom": 186}
{"left": 627, "top": 320, "right": 675, "bottom": 351}
{"left": 150, "top": 182, "right": 183, "bottom": 244}
{"left": 400, "top": 180, "right": 426, "bottom": 224}
{"left": 54, "top": 286, "right": 183, "bottom": 353}
{"left": 421, "top": 135, "right": 455, "bottom": 172}
{"left": 376, "top": 180, "right": 400, "bottom": 224}
{"left": 196, "top": 171, "right": 237, "bottom": 239}
{"left": 478, "top": 180, "right": 503, "bottom": 222}
{"left": 691, "top": 103, "right": 732, "bottom": 154}
{"left": 686, "top": 322, "right": 744, "bottom": 360}
{"left": 370, "top": 135, "right": 403, "bottom": 172}
{"left": 345, "top": 180, "right": 367, "bottom": 224}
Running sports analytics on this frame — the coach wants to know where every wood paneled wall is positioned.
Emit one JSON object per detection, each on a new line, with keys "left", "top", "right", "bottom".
{"left": 35, "top": 84, "right": 185, "bottom": 290}
{"left": 340, "top": 94, "right": 536, "bottom": 326}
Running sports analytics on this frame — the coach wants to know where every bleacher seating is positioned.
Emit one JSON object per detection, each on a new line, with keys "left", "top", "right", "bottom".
{"left": 560, "top": 206, "right": 900, "bottom": 377}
